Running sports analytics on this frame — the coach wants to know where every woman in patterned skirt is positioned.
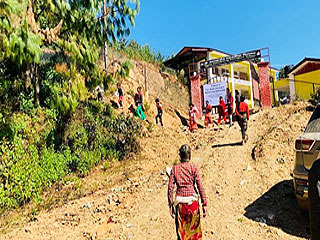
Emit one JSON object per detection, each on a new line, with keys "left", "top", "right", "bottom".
{"left": 168, "top": 145, "right": 207, "bottom": 240}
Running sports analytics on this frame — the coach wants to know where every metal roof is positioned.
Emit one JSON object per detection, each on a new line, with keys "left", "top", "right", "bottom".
{"left": 288, "top": 57, "right": 320, "bottom": 75}
{"left": 164, "top": 46, "right": 279, "bottom": 71}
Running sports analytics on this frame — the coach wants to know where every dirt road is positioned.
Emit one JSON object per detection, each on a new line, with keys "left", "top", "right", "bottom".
{"left": 0, "top": 102, "right": 313, "bottom": 240}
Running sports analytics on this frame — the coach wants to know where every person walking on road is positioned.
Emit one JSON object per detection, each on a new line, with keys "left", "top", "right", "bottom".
{"left": 168, "top": 144, "right": 207, "bottom": 240}
{"left": 217, "top": 96, "right": 227, "bottom": 127}
{"left": 155, "top": 98, "right": 164, "bottom": 128}
{"left": 235, "top": 90, "right": 240, "bottom": 111}
{"left": 189, "top": 103, "right": 199, "bottom": 132}
{"left": 134, "top": 86, "right": 146, "bottom": 120}
{"left": 204, "top": 100, "right": 213, "bottom": 127}
{"left": 235, "top": 95, "right": 250, "bottom": 144}
{"left": 227, "top": 92, "right": 234, "bottom": 126}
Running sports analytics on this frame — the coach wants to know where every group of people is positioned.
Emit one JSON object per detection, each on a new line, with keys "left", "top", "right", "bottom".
{"left": 99, "top": 83, "right": 248, "bottom": 143}
{"left": 95, "top": 83, "right": 251, "bottom": 239}
{"left": 189, "top": 89, "right": 250, "bottom": 145}
{"left": 114, "top": 84, "right": 164, "bottom": 127}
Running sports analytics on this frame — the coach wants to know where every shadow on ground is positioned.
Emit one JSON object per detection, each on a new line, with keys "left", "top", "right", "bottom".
{"left": 128, "top": 104, "right": 136, "bottom": 115}
{"left": 174, "top": 110, "right": 205, "bottom": 129}
{"left": 244, "top": 180, "right": 310, "bottom": 239}
{"left": 212, "top": 141, "right": 242, "bottom": 148}
{"left": 175, "top": 110, "right": 188, "bottom": 127}
{"left": 306, "top": 105, "right": 315, "bottom": 112}
{"left": 110, "top": 100, "right": 119, "bottom": 109}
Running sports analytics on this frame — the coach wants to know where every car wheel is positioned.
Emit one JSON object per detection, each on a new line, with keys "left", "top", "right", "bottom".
{"left": 297, "top": 198, "right": 309, "bottom": 211}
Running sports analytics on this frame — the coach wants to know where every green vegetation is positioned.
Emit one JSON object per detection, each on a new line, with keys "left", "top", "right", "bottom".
{"left": 111, "top": 40, "right": 190, "bottom": 86}
{"left": 311, "top": 87, "right": 320, "bottom": 105}
{"left": 0, "top": 0, "right": 141, "bottom": 211}
{"left": 111, "top": 39, "right": 165, "bottom": 66}
{"left": 0, "top": 101, "right": 141, "bottom": 209}
{"left": 177, "top": 69, "right": 188, "bottom": 85}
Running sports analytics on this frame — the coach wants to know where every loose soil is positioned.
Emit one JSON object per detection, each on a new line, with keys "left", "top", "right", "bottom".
{"left": 0, "top": 100, "right": 314, "bottom": 240}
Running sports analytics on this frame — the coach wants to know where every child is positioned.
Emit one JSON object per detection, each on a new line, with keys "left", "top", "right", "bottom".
{"left": 134, "top": 86, "right": 146, "bottom": 120}
{"left": 117, "top": 83, "right": 123, "bottom": 108}
{"left": 218, "top": 96, "right": 227, "bottom": 126}
{"left": 204, "top": 100, "right": 213, "bottom": 127}
{"left": 95, "top": 85, "right": 106, "bottom": 103}
{"left": 189, "top": 103, "right": 199, "bottom": 132}
{"left": 155, "top": 98, "right": 164, "bottom": 128}
{"left": 227, "top": 93, "right": 234, "bottom": 126}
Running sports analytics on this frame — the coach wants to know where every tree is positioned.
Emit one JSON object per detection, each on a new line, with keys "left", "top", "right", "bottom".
{"left": 0, "top": 0, "right": 139, "bottom": 106}
{"left": 279, "top": 67, "right": 286, "bottom": 79}
{"left": 101, "top": 0, "right": 140, "bottom": 71}
{"left": 279, "top": 65, "right": 294, "bottom": 79}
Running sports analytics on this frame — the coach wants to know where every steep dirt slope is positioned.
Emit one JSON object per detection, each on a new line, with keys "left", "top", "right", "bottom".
{"left": 108, "top": 51, "right": 190, "bottom": 111}
{"left": 0, "top": 101, "right": 313, "bottom": 240}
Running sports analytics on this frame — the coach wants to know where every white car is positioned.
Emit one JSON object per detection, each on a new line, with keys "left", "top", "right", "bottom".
{"left": 293, "top": 104, "right": 320, "bottom": 210}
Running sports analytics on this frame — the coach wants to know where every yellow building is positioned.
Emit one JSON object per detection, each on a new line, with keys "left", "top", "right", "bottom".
{"left": 206, "top": 49, "right": 278, "bottom": 109}
{"left": 273, "top": 58, "right": 320, "bottom": 102}
{"left": 165, "top": 47, "right": 279, "bottom": 109}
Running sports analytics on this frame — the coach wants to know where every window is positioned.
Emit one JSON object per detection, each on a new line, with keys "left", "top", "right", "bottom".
{"left": 234, "top": 71, "right": 239, "bottom": 79}
{"left": 239, "top": 72, "right": 248, "bottom": 80}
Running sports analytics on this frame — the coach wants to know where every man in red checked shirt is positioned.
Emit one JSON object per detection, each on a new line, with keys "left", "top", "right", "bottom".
{"left": 167, "top": 145, "right": 207, "bottom": 240}
{"left": 235, "top": 95, "right": 250, "bottom": 144}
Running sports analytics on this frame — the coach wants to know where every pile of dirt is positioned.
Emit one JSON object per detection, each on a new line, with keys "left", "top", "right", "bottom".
{"left": 252, "top": 102, "right": 311, "bottom": 175}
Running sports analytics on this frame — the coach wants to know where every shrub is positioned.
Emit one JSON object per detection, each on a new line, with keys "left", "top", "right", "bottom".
{"left": 311, "top": 87, "right": 320, "bottom": 105}
{"left": 107, "top": 113, "right": 141, "bottom": 160}
{"left": 144, "top": 101, "right": 150, "bottom": 113}
{"left": 0, "top": 101, "right": 141, "bottom": 210}
{"left": 177, "top": 69, "right": 188, "bottom": 85}
{"left": 111, "top": 40, "right": 166, "bottom": 66}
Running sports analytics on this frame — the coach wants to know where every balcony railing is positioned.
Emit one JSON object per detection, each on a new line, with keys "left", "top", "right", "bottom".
{"left": 188, "top": 62, "right": 251, "bottom": 86}
{"left": 208, "top": 74, "right": 251, "bottom": 85}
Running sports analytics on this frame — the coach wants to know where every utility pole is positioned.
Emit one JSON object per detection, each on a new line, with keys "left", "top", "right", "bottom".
{"left": 144, "top": 65, "right": 148, "bottom": 100}
{"left": 103, "top": 1, "right": 108, "bottom": 72}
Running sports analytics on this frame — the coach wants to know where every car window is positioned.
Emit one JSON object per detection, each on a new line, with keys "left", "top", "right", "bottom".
{"left": 305, "top": 105, "right": 320, "bottom": 133}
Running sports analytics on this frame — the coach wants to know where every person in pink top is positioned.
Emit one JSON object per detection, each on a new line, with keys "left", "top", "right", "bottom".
{"left": 189, "top": 103, "right": 199, "bottom": 132}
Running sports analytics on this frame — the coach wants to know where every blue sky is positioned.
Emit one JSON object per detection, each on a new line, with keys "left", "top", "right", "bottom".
{"left": 129, "top": 0, "right": 320, "bottom": 68}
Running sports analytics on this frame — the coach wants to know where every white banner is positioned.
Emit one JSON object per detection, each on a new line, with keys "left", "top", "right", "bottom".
{"left": 203, "top": 82, "right": 227, "bottom": 106}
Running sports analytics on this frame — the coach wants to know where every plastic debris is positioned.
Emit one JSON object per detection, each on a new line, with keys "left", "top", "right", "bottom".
{"left": 107, "top": 215, "right": 113, "bottom": 224}
{"left": 166, "top": 166, "right": 172, "bottom": 177}
{"left": 277, "top": 158, "right": 285, "bottom": 164}
{"left": 83, "top": 203, "right": 91, "bottom": 209}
